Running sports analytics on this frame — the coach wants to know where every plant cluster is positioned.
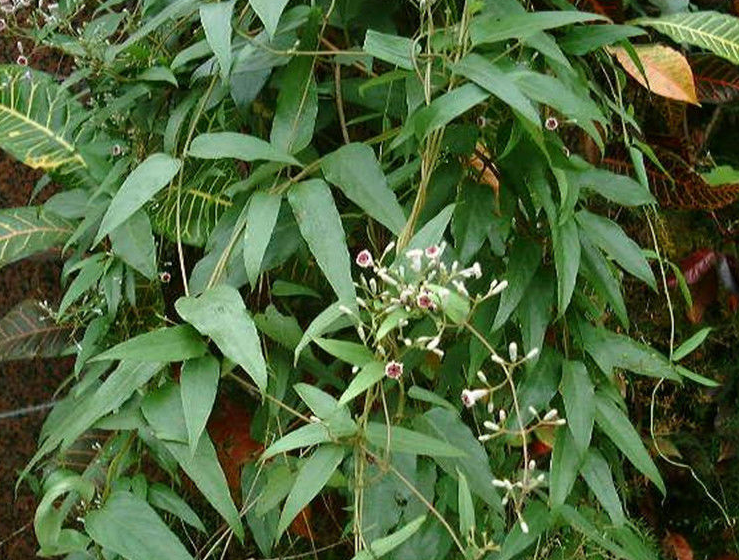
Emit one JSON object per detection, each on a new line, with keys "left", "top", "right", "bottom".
{"left": 1, "top": 0, "right": 739, "bottom": 558}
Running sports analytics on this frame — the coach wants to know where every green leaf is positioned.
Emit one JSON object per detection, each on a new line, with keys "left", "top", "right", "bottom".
{"left": 86, "top": 492, "right": 193, "bottom": 560}
{"left": 294, "top": 301, "right": 353, "bottom": 363}
{"left": 365, "top": 422, "right": 465, "bottom": 457}
{"left": 470, "top": 11, "right": 607, "bottom": 46}
{"left": 672, "top": 327, "right": 712, "bottom": 361}
{"left": 148, "top": 483, "right": 206, "bottom": 533}
{"left": 517, "top": 269, "right": 554, "bottom": 369}
{"left": 315, "top": 338, "right": 374, "bottom": 367}
{"left": 576, "top": 209, "right": 656, "bottom": 289}
{"left": 261, "top": 422, "right": 332, "bottom": 461}
{"left": 575, "top": 168, "right": 655, "bottom": 206}
{"left": 339, "top": 361, "right": 386, "bottom": 405}
{"left": 188, "top": 132, "right": 299, "bottom": 165}
{"left": 675, "top": 364, "right": 720, "bottom": 387}
{"left": 411, "top": 83, "right": 489, "bottom": 142}
{"left": 292, "top": 383, "right": 356, "bottom": 436}
{"left": 452, "top": 54, "right": 540, "bottom": 128}
{"left": 181, "top": 355, "right": 220, "bottom": 453}
{"left": 580, "top": 448, "right": 625, "bottom": 526}
{"left": 0, "top": 207, "right": 74, "bottom": 269}
{"left": 594, "top": 394, "right": 665, "bottom": 494}
{"left": 452, "top": 182, "right": 496, "bottom": 264}
{"left": 351, "top": 515, "right": 426, "bottom": 560}
{"left": 457, "top": 470, "right": 475, "bottom": 537}
{"left": 579, "top": 233, "right": 629, "bottom": 328}
{"left": 556, "top": 505, "right": 629, "bottom": 556}
{"left": 96, "top": 154, "right": 182, "bottom": 243}
{"left": 58, "top": 256, "right": 108, "bottom": 316}
{"left": 92, "top": 325, "right": 207, "bottom": 363}
{"left": 407, "top": 386, "right": 457, "bottom": 413}
{"left": 637, "top": 11, "right": 739, "bottom": 65}
{"left": 560, "top": 24, "right": 646, "bottom": 55}
{"left": 137, "top": 66, "right": 178, "bottom": 86}
{"left": 402, "top": 204, "right": 455, "bottom": 257}
{"left": 277, "top": 444, "right": 344, "bottom": 537}
{"left": 288, "top": 179, "right": 356, "bottom": 305}
{"left": 549, "top": 427, "right": 581, "bottom": 507}
{"left": 561, "top": 360, "right": 594, "bottom": 453}
{"left": 363, "top": 30, "right": 417, "bottom": 70}
{"left": 35, "top": 473, "right": 94, "bottom": 556}
{"left": 493, "top": 237, "right": 542, "bottom": 331}
{"left": 553, "top": 216, "right": 580, "bottom": 315}
{"left": 200, "top": 1, "right": 234, "bottom": 83}
{"left": 110, "top": 209, "right": 157, "bottom": 280}
{"left": 0, "top": 299, "right": 73, "bottom": 361}
{"left": 579, "top": 322, "right": 681, "bottom": 381}
{"left": 498, "top": 501, "right": 550, "bottom": 560}
{"left": 271, "top": 56, "right": 318, "bottom": 154}
{"left": 321, "top": 143, "right": 406, "bottom": 235}
{"left": 243, "top": 191, "right": 282, "bottom": 286}
{"left": 176, "top": 285, "right": 268, "bottom": 392}
{"left": 250, "top": 0, "right": 289, "bottom": 37}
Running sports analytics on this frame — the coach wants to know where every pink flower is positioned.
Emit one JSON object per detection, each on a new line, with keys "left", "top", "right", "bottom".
{"left": 416, "top": 290, "right": 435, "bottom": 310}
{"left": 355, "top": 249, "right": 373, "bottom": 268}
{"left": 16, "top": 55, "right": 27, "bottom": 66}
{"left": 425, "top": 245, "right": 440, "bottom": 259}
{"left": 545, "top": 117, "right": 559, "bottom": 131}
{"left": 385, "top": 360, "right": 403, "bottom": 379}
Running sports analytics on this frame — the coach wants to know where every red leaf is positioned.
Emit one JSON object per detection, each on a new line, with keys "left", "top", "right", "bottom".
{"left": 672, "top": 249, "right": 718, "bottom": 287}
{"left": 690, "top": 54, "right": 739, "bottom": 104}
{"left": 572, "top": 0, "right": 623, "bottom": 22}
{"left": 207, "top": 395, "right": 262, "bottom": 489}
{"left": 662, "top": 532, "right": 694, "bottom": 560}
{"left": 686, "top": 267, "right": 718, "bottom": 324}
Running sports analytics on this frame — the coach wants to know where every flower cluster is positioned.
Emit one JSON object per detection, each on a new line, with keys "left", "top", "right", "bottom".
{"left": 346, "top": 242, "right": 509, "bottom": 382}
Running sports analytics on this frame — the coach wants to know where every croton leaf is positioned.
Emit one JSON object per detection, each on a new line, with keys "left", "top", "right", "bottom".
{"left": 0, "top": 299, "right": 74, "bottom": 361}
{"left": 690, "top": 54, "right": 739, "bottom": 103}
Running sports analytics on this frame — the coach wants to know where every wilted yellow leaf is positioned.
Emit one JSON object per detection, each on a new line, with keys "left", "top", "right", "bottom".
{"left": 611, "top": 44, "right": 699, "bottom": 105}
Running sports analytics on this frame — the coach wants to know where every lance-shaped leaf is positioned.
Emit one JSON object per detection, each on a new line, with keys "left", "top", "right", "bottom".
{"left": 0, "top": 299, "right": 73, "bottom": 361}
{"left": 0, "top": 206, "right": 74, "bottom": 269}
{"left": 176, "top": 285, "right": 268, "bottom": 392}
{"left": 200, "top": 1, "right": 234, "bottom": 83}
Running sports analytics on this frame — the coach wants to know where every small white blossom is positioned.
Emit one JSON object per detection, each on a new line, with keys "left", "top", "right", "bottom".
{"left": 461, "top": 388, "right": 490, "bottom": 408}
{"left": 508, "top": 342, "right": 518, "bottom": 361}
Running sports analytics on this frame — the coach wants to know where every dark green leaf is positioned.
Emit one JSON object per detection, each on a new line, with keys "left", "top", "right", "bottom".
{"left": 181, "top": 355, "right": 220, "bottom": 453}
{"left": 148, "top": 483, "right": 206, "bottom": 533}
{"left": 93, "top": 325, "right": 207, "bottom": 363}
{"left": 200, "top": 1, "right": 234, "bottom": 83}
{"left": 561, "top": 360, "right": 594, "bottom": 452}
{"left": 363, "top": 30, "right": 417, "bottom": 70}
{"left": 188, "top": 132, "right": 299, "bottom": 165}
{"left": 251, "top": 0, "right": 290, "bottom": 37}
{"left": 553, "top": 216, "right": 580, "bottom": 315}
{"left": 366, "top": 422, "right": 465, "bottom": 458}
{"left": 470, "top": 11, "right": 607, "bottom": 46}
{"left": 110, "top": 209, "right": 157, "bottom": 280}
{"left": 493, "top": 237, "right": 542, "bottom": 331}
{"left": 243, "top": 191, "right": 282, "bottom": 286}
{"left": 580, "top": 448, "right": 625, "bottom": 526}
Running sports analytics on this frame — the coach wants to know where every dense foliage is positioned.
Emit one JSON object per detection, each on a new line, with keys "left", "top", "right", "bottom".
{"left": 2, "top": 0, "right": 739, "bottom": 558}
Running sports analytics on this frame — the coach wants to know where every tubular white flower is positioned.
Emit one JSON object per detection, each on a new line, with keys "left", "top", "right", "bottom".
{"left": 508, "top": 342, "right": 518, "bottom": 361}
{"left": 490, "top": 280, "right": 508, "bottom": 295}
{"left": 461, "top": 388, "right": 490, "bottom": 408}
{"left": 543, "top": 409, "right": 558, "bottom": 422}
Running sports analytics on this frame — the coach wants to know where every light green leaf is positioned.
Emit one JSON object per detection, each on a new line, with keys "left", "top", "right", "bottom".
{"left": 365, "top": 422, "right": 465, "bottom": 457}
{"left": 0, "top": 207, "right": 73, "bottom": 269}
{"left": 351, "top": 515, "right": 426, "bottom": 560}
{"left": 580, "top": 448, "right": 625, "bottom": 526}
{"left": 561, "top": 360, "right": 594, "bottom": 453}
{"left": 401, "top": 203, "right": 455, "bottom": 257}
{"left": 92, "top": 325, "right": 207, "bottom": 363}
{"left": 457, "top": 470, "right": 475, "bottom": 537}
{"left": 579, "top": 233, "right": 629, "bottom": 328}
{"left": 672, "top": 327, "right": 712, "bottom": 361}
{"left": 498, "top": 501, "right": 550, "bottom": 560}
{"left": 181, "top": 355, "right": 220, "bottom": 454}
{"left": 243, "top": 191, "right": 282, "bottom": 286}
{"left": 96, "top": 153, "right": 182, "bottom": 243}
{"left": 261, "top": 422, "right": 332, "bottom": 461}
{"left": 86, "top": 492, "right": 194, "bottom": 560}
{"left": 553, "top": 216, "right": 580, "bottom": 315}
{"left": 595, "top": 394, "right": 665, "bottom": 494}
{"left": 560, "top": 24, "right": 646, "bottom": 55}
{"left": 251, "top": 0, "right": 289, "bottom": 38}
{"left": 58, "top": 256, "right": 108, "bottom": 316}
{"left": 315, "top": 337, "right": 374, "bottom": 367}
{"left": 576, "top": 209, "right": 656, "bottom": 289}
{"left": 549, "top": 427, "right": 581, "bottom": 507}
{"left": 110, "top": 209, "right": 157, "bottom": 280}
{"left": 363, "top": 29, "right": 418, "bottom": 70}
{"left": 339, "top": 361, "right": 386, "bottom": 405}
{"left": 271, "top": 56, "right": 317, "bottom": 154}
{"left": 188, "top": 132, "right": 299, "bottom": 165}
{"left": 294, "top": 301, "right": 353, "bottom": 363}
{"left": 277, "top": 444, "right": 344, "bottom": 537}
{"left": 576, "top": 168, "right": 655, "bottom": 206}
{"left": 407, "top": 386, "right": 457, "bottom": 412}
{"left": 470, "top": 11, "right": 607, "bottom": 46}
{"left": 321, "top": 143, "right": 406, "bottom": 234}
{"left": 493, "top": 237, "right": 542, "bottom": 330}
{"left": 412, "top": 83, "right": 489, "bottom": 142}
{"left": 452, "top": 182, "right": 496, "bottom": 265}
{"left": 176, "top": 285, "right": 268, "bottom": 392}
{"left": 637, "top": 11, "right": 739, "bottom": 65}
{"left": 288, "top": 179, "right": 356, "bottom": 305}
{"left": 453, "top": 54, "right": 540, "bottom": 128}
{"left": 556, "top": 505, "right": 629, "bottom": 557}
{"left": 137, "top": 66, "right": 178, "bottom": 86}
{"left": 148, "top": 483, "right": 206, "bottom": 533}
{"left": 35, "top": 473, "right": 94, "bottom": 556}
{"left": 200, "top": 1, "right": 234, "bottom": 83}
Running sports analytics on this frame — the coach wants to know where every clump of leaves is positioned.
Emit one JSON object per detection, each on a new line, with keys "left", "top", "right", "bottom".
{"left": 2, "top": 0, "right": 739, "bottom": 558}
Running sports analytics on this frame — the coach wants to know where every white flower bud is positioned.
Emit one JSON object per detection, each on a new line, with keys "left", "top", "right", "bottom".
{"left": 528, "top": 460, "right": 536, "bottom": 470}
{"left": 543, "top": 409, "right": 558, "bottom": 422}
{"left": 478, "top": 434, "right": 493, "bottom": 442}
{"left": 483, "top": 420, "right": 499, "bottom": 431}
{"left": 499, "top": 409, "right": 507, "bottom": 422}
{"left": 491, "top": 354, "right": 506, "bottom": 366}
{"left": 476, "top": 370, "right": 488, "bottom": 384}
{"left": 490, "top": 280, "right": 508, "bottom": 295}
{"left": 508, "top": 342, "right": 518, "bottom": 361}
{"left": 520, "top": 520, "right": 529, "bottom": 534}
{"left": 528, "top": 406, "right": 538, "bottom": 417}
{"left": 525, "top": 347, "right": 539, "bottom": 360}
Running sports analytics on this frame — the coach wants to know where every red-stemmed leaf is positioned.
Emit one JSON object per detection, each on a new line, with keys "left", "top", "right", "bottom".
{"left": 689, "top": 54, "right": 739, "bottom": 104}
